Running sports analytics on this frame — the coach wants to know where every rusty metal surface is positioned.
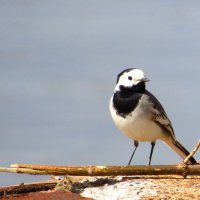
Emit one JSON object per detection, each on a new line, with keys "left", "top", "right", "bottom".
{"left": 1, "top": 190, "right": 94, "bottom": 200}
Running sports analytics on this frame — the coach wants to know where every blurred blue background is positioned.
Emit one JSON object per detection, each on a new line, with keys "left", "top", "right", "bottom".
{"left": 0, "top": 1, "right": 199, "bottom": 186}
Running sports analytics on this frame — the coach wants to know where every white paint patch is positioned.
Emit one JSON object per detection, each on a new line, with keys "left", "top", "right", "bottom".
{"left": 81, "top": 178, "right": 157, "bottom": 200}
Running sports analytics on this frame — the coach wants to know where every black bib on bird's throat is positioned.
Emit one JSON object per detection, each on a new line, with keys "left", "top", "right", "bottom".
{"left": 113, "top": 82, "right": 145, "bottom": 118}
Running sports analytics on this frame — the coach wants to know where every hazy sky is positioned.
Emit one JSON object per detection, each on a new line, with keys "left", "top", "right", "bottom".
{"left": 0, "top": 1, "right": 200, "bottom": 186}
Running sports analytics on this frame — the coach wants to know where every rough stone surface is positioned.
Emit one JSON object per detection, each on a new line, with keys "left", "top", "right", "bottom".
{"left": 1, "top": 175, "right": 200, "bottom": 199}
{"left": 79, "top": 176, "right": 200, "bottom": 200}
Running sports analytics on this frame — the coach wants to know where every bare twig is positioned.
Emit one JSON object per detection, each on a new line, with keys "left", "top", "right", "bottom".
{"left": 0, "top": 164, "right": 199, "bottom": 177}
{"left": 0, "top": 142, "right": 199, "bottom": 179}
{"left": 184, "top": 140, "right": 200, "bottom": 164}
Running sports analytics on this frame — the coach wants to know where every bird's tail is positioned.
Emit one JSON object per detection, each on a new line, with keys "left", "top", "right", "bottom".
{"left": 163, "top": 138, "right": 197, "bottom": 164}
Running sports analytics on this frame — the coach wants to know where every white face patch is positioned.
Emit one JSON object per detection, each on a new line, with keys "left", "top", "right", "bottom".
{"left": 115, "top": 69, "right": 147, "bottom": 91}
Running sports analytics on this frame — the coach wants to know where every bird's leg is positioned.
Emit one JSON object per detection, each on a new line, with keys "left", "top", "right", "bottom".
{"left": 149, "top": 141, "right": 156, "bottom": 165}
{"left": 128, "top": 140, "right": 139, "bottom": 165}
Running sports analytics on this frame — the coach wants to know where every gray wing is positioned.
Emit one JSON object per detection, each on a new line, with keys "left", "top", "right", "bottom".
{"left": 145, "top": 90, "right": 176, "bottom": 139}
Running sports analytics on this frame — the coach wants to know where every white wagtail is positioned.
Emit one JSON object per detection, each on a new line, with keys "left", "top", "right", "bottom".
{"left": 110, "top": 68, "right": 197, "bottom": 165}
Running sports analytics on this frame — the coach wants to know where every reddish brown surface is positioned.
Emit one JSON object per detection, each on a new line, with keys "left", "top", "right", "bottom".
{"left": 1, "top": 190, "right": 94, "bottom": 200}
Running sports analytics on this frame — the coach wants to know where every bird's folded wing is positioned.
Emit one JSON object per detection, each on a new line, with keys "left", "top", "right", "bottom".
{"left": 145, "top": 90, "right": 176, "bottom": 139}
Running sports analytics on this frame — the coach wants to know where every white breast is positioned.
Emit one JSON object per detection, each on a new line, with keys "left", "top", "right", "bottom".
{"left": 109, "top": 95, "right": 163, "bottom": 142}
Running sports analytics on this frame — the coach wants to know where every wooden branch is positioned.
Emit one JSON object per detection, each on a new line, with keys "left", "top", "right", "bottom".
{"left": 0, "top": 142, "right": 199, "bottom": 178}
{"left": 0, "top": 163, "right": 199, "bottom": 177}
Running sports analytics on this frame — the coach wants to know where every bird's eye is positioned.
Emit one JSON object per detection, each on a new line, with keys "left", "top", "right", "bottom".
{"left": 128, "top": 76, "right": 132, "bottom": 80}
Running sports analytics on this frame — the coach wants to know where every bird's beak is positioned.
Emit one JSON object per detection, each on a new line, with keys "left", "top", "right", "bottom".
{"left": 141, "top": 77, "right": 150, "bottom": 82}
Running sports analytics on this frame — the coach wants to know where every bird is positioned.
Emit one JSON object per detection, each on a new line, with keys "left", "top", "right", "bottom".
{"left": 109, "top": 68, "right": 197, "bottom": 165}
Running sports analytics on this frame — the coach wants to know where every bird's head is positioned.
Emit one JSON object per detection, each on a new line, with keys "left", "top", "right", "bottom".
{"left": 115, "top": 68, "right": 150, "bottom": 93}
